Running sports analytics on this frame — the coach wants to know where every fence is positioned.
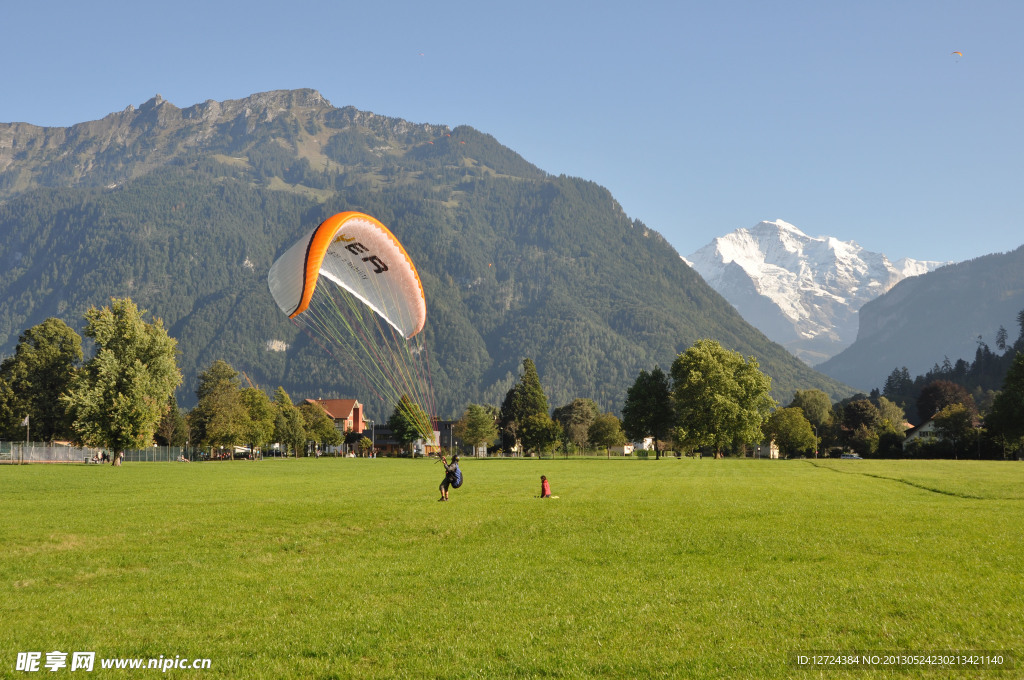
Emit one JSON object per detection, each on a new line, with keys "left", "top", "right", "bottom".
{"left": 119, "top": 446, "right": 191, "bottom": 463}
{"left": 0, "top": 442, "right": 100, "bottom": 464}
{"left": 0, "top": 442, "right": 192, "bottom": 464}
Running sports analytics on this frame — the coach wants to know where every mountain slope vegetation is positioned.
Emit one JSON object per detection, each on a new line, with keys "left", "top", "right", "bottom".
{"left": 0, "top": 89, "right": 852, "bottom": 415}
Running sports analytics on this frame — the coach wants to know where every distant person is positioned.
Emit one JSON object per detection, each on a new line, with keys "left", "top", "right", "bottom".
{"left": 540, "top": 475, "right": 551, "bottom": 498}
{"left": 438, "top": 454, "right": 462, "bottom": 501}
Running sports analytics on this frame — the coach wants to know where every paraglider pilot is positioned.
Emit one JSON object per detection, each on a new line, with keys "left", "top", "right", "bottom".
{"left": 439, "top": 454, "right": 461, "bottom": 501}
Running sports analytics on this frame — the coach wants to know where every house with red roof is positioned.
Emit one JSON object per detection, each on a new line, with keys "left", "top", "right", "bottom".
{"left": 304, "top": 398, "right": 366, "bottom": 435}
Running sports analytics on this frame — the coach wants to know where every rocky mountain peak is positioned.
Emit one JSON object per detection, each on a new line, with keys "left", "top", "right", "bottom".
{"left": 686, "top": 220, "right": 950, "bottom": 365}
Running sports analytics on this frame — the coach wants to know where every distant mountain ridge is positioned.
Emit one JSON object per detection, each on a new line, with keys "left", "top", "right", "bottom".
{"left": 0, "top": 90, "right": 853, "bottom": 416}
{"left": 1, "top": 89, "right": 541, "bottom": 199}
{"left": 816, "top": 244, "right": 1024, "bottom": 391}
{"left": 685, "top": 220, "right": 949, "bottom": 364}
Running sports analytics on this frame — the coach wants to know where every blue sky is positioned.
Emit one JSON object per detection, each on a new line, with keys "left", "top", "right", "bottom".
{"left": 3, "top": 0, "right": 1020, "bottom": 263}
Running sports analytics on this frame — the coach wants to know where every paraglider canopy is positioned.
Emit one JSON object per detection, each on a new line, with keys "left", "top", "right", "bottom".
{"left": 267, "top": 211, "right": 427, "bottom": 338}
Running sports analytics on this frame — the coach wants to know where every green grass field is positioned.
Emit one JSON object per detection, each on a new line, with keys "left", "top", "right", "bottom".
{"left": 2, "top": 458, "right": 1022, "bottom": 678}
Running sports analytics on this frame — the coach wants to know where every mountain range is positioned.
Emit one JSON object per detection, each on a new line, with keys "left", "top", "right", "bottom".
{"left": 685, "top": 220, "right": 948, "bottom": 365}
{"left": 0, "top": 89, "right": 853, "bottom": 417}
{"left": 816, "top": 245, "right": 1024, "bottom": 391}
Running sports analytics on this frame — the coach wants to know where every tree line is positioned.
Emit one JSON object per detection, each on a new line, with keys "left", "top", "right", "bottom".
{"left": 0, "top": 299, "right": 425, "bottom": 457}
{"left": 454, "top": 335, "right": 1024, "bottom": 461}
{"left": 5, "top": 300, "right": 1022, "bottom": 461}
{"left": 452, "top": 342, "right": 777, "bottom": 459}
{"left": 882, "top": 310, "right": 1024, "bottom": 422}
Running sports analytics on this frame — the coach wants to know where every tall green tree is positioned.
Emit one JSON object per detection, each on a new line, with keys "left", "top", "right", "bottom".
{"left": 499, "top": 358, "right": 550, "bottom": 452}
{"left": 671, "top": 339, "right": 776, "bottom": 455}
{"left": 62, "top": 299, "right": 182, "bottom": 451}
{"left": 843, "top": 399, "right": 881, "bottom": 431}
{"left": 388, "top": 395, "right": 431, "bottom": 454}
{"left": 873, "top": 395, "right": 907, "bottom": 432}
{"left": 789, "top": 389, "right": 833, "bottom": 431}
{"left": 154, "top": 394, "right": 188, "bottom": 446}
{"left": 620, "top": 366, "right": 674, "bottom": 457}
{"left": 995, "top": 326, "right": 1009, "bottom": 352}
{"left": 272, "top": 386, "right": 306, "bottom": 456}
{"left": 240, "top": 387, "right": 276, "bottom": 454}
{"left": 588, "top": 412, "right": 627, "bottom": 455}
{"left": 882, "top": 367, "right": 914, "bottom": 402}
{"left": 0, "top": 318, "right": 82, "bottom": 441}
{"left": 189, "top": 360, "right": 249, "bottom": 452}
{"left": 987, "top": 353, "right": 1024, "bottom": 454}
{"left": 299, "top": 401, "right": 343, "bottom": 452}
{"left": 456, "top": 403, "right": 499, "bottom": 452}
{"left": 763, "top": 407, "right": 816, "bottom": 456}
{"left": 933, "top": 403, "right": 976, "bottom": 458}
{"left": 520, "top": 412, "right": 561, "bottom": 456}
{"left": 552, "top": 398, "right": 600, "bottom": 452}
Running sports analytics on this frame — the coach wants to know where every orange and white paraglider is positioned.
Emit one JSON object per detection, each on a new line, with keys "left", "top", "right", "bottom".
{"left": 269, "top": 211, "right": 435, "bottom": 439}
{"left": 269, "top": 212, "right": 426, "bottom": 338}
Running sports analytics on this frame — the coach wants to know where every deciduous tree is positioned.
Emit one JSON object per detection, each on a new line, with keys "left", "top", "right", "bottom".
{"left": 671, "top": 340, "right": 776, "bottom": 455}
{"left": 588, "top": 412, "right": 626, "bottom": 455}
{"left": 299, "top": 401, "right": 343, "bottom": 452}
{"left": 0, "top": 318, "right": 82, "bottom": 441}
{"left": 63, "top": 299, "right": 181, "bottom": 452}
{"left": 552, "top": 398, "right": 600, "bottom": 452}
{"left": 521, "top": 412, "right": 560, "bottom": 456}
{"left": 763, "top": 407, "right": 816, "bottom": 456}
{"left": 788, "top": 389, "right": 833, "bottom": 431}
{"left": 457, "top": 403, "right": 499, "bottom": 452}
{"left": 388, "top": 395, "right": 431, "bottom": 454}
{"left": 272, "top": 387, "right": 305, "bottom": 456}
{"left": 933, "top": 403, "right": 975, "bottom": 458}
{"left": 917, "top": 380, "right": 974, "bottom": 423}
{"left": 240, "top": 387, "right": 276, "bottom": 453}
{"left": 873, "top": 396, "right": 907, "bottom": 432}
{"left": 189, "top": 360, "right": 249, "bottom": 452}
{"left": 155, "top": 394, "right": 188, "bottom": 447}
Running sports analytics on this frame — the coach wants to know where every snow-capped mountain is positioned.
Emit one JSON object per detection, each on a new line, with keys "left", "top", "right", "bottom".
{"left": 684, "top": 220, "right": 949, "bottom": 365}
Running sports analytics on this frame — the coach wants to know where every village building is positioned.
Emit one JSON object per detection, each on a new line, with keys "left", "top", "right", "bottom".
{"left": 903, "top": 419, "right": 940, "bottom": 451}
{"left": 753, "top": 440, "right": 780, "bottom": 459}
{"left": 304, "top": 398, "right": 366, "bottom": 440}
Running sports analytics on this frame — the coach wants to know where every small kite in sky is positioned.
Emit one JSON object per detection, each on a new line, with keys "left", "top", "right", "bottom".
{"left": 951, "top": 51, "right": 963, "bottom": 58}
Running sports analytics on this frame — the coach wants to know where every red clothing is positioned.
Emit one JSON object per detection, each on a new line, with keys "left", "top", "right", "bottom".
{"left": 541, "top": 479, "right": 551, "bottom": 497}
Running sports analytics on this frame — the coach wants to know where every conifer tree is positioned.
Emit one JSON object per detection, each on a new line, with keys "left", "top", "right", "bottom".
{"left": 499, "top": 358, "right": 550, "bottom": 453}
{"left": 988, "top": 353, "right": 1024, "bottom": 452}
{"left": 621, "top": 366, "right": 673, "bottom": 456}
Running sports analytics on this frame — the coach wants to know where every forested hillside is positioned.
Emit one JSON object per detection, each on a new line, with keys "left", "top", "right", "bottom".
{"left": 0, "top": 90, "right": 852, "bottom": 416}
{"left": 817, "top": 245, "right": 1024, "bottom": 392}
